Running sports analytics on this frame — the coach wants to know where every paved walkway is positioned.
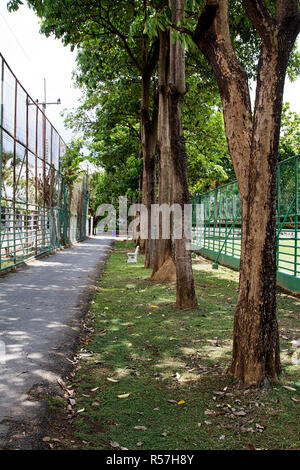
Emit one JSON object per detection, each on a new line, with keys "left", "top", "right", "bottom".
{"left": 0, "top": 236, "right": 113, "bottom": 449}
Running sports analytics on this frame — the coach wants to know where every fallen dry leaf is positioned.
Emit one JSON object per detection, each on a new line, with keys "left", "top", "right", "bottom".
{"left": 241, "top": 427, "right": 254, "bottom": 433}
{"left": 224, "top": 424, "right": 233, "bottom": 430}
{"left": 255, "top": 423, "right": 265, "bottom": 432}
{"left": 234, "top": 410, "right": 247, "bottom": 416}
{"left": 204, "top": 410, "right": 215, "bottom": 416}
{"left": 283, "top": 385, "right": 296, "bottom": 392}
{"left": 117, "top": 393, "right": 130, "bottom": 398}
{"left": 110, "top": 441, "right": 120, "bottom": 448}
{"left": 57, "top": 378, "right": 67, "bottom": 390}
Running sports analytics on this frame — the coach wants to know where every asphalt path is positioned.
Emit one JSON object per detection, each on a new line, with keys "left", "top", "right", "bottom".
{"left": 0, "top": 236, "right": 113, "bottom": 449}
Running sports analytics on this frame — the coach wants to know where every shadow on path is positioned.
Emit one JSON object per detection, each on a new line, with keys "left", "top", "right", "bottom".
{"left": 0, "top": 236, "right": 113, "bottom": 449}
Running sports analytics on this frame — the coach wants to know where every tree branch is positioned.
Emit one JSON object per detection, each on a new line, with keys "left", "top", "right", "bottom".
{"left": 241, "top": 0, "right": 276, "bottom": 48}
{"left": 276, "top": 0, "right": 300, "bottom": 37}
{"left": 170, "top": 23, "right": 193, "bottom": 36}
{"left": 121, "top": 122, "right": 141, "bottom": 140}
{"left": 277, "top": 0, "right": 299, "bottom": 24}
{"left": 192, "top": 2, "right": 218, "bottom": 44}
{"left": 97, "top": 5, "right": 143, "bottom": 73}
{"left": 192, "top": 0, "right": 253, "bottom": 199}
{"left": 144, "top": 38, "right": 160, "bottom": 78}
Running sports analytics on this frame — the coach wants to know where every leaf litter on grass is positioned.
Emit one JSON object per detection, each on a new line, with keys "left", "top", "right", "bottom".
{"left": 44, "top": 242, "right": 300, "bottom": 450}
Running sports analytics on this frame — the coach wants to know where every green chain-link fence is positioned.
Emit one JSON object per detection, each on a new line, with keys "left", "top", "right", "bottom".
{"left": 0, "top": 53, "right": 89, "bottom": 272}
{"left": 192, "top": 154, "right": 300, "bottom": 292}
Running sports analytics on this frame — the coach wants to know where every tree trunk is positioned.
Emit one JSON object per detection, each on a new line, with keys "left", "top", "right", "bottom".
{"left": 193, "top": 0, "right": 300, "bottom": 384}
{"left": 151, "top": 28, "right": 176, "bottom": 281}
{"left": 140, "top": 76, "right": 158, "bottom": 267}
{"left": 230, "top": 28, "right": 296, "bottom": 383}
{"left": 168, "top": 0, "right": 198, "bottom": 308}
{"left": 138, "top": 31, "right": 159, "bottom": 267}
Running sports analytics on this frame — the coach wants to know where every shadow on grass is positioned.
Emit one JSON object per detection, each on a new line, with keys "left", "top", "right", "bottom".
{"left": 47, "top": 241, "right": 300, "bottom": 451}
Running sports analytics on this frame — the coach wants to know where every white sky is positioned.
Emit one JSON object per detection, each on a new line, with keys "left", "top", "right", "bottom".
{"left": 0, "top": 3, "right": 81, "bottom": 144}
{"left": 0, "top": 3, "right": 299, "bottom": 147}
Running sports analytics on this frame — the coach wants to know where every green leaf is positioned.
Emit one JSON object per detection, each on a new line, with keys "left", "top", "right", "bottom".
{"left": 164, "top": 5, "right": 172, "bottom": 22}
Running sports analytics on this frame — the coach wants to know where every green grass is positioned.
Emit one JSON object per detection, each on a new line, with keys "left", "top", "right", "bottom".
{"left": 47, "top": 241, "right": 300, "bottom": 450}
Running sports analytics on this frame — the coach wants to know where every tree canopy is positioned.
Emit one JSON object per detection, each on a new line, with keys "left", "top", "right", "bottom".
{"left": 7, "top": 0, "right": 300, "bottom": 385}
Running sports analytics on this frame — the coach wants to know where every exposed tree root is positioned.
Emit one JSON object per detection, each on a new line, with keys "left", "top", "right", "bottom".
{"left": 151, "top": 257, "right": 176, "bottom": 282}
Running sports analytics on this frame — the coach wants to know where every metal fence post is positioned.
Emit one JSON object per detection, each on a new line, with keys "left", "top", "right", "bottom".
{"left": 295, "top": 156, "right": 298, "bottom": 276}
{"left": 0, "top": 58, "right": 3, "bottom": 270}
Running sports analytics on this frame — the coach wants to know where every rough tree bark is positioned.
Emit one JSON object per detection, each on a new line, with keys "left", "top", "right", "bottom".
{"left": 151, "top": 27, "right": 176, "bottom": 281}
{"left": 140, "top": 72, "right": 159, "bottom": 268}
{"left": 168, "top": 0, "right": 198, "bottom": 308}
{"left": 139, "top": 32, "right": 159, "bottom": 269}
{"left": 193, "top": 0, "right": 300, "bottom": 385}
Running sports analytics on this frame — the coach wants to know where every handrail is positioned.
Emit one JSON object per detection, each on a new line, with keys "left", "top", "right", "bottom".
{"left": 212, "top": 208, "right": 241, "bottom": 269}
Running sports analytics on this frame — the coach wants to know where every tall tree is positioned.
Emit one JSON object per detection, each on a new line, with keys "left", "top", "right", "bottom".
{"left": 168, "top": 0, "right": 198, "bottom": 307}
{"left": 190, "top": 0, "right": 300, "bottom": 385}
{"left": 142, "top": 1, "right": 198, "bottom": 306}
{"left": 151, "top": 24, "right": 175, "bottom": 280}
{"left": 8, "top": 0, "right": 159, "bottom": 267}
